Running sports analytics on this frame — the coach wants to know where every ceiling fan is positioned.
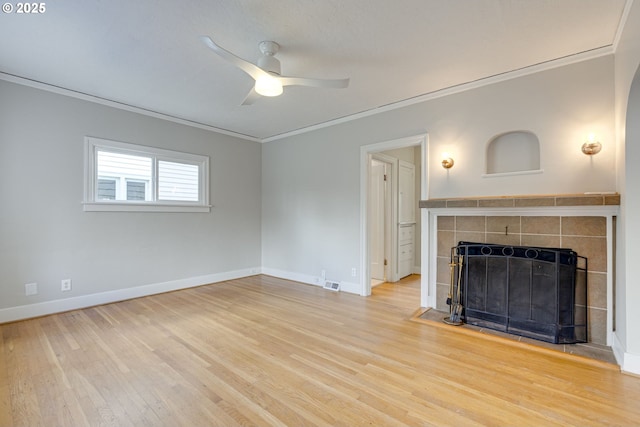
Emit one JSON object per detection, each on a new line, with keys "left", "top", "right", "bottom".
{"left": 200, "top": 36, "right": 350, "bottom": 105}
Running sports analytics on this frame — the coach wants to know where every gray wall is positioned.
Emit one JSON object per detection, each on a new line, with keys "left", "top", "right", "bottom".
{"left": 262, "top": 55, "right": 616, "bottom": 288}
{"left": 614, "top": 0, "right": 640, "bottom": 366}
{"left": 2, "top": 19, "right": 639, "bottom": 372}
{"left": 0, "top": 80, "right": 262, "bottom": 310}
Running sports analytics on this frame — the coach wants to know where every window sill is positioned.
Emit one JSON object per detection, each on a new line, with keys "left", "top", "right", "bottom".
{"left": 82, "top": 202, "right": 211, "bottom": 213}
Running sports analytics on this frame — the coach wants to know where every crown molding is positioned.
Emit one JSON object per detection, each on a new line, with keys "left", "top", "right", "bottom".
{"left": 262, "top": 45, "right": 615, "bottom": 142}
{"left": 0, "top": 72, "right": 261, "bottom": 143}
{"left": 612, "top": 0, "right": 635, "bottom": 52}
{"left": 1, "top": 43, "right": 615, "bottom": 145}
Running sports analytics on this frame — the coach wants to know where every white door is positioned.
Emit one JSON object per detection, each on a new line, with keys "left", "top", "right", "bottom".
{"left": 398, "top": 161, "right": 415, "bottom": 223}
{"left": 398, "top": 161, "right": 416, "bottom": 279}
{"left": 369, "top": 159, "right": 388, "bottom": 281}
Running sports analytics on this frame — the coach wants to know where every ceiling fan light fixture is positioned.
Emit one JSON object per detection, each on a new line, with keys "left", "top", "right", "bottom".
{"left": 201, "top": 37, "right": 349, "bottom": 104}
{"left": 255, "top": 75, "right": 283, "bottom": 97}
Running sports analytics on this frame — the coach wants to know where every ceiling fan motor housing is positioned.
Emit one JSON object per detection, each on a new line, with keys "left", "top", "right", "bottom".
{"left": 258, "top": 41, "right": 281, "bottom": 75}
{"left": 258, "top": 55, "right": 281, "bottom": 75}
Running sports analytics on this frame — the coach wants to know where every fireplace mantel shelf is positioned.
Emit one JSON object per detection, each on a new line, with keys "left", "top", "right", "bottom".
{"left": 420, "top": 193, "right": 620, "bottom": 209}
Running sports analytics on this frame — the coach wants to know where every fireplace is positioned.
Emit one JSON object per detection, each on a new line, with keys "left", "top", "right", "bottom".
{"left": 421, "top": 194, "right": 618, "bottom": 346}
{"left": 447, "top": 241, "right": 588, "bottom": 344}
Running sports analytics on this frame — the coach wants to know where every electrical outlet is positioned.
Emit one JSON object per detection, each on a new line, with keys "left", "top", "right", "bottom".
{"left": 25, "top": 283, "right": 38, "bottom": 296}
{"left": 351, "top": 268, "right": 357, "bottom": 277}
{"left": 61, "top": 279, "right": 72, "bottom": 292}
{"left": 321, "top": 269, "right": 326, "bottom": 280}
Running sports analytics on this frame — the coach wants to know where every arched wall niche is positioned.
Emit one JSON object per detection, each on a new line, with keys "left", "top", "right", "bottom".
{"left": 485, "top": 130, "right": 541, "bottom": 175}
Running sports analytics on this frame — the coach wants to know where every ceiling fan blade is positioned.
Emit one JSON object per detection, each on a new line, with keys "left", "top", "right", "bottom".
{"left": 279, "top": 76, "right": 350, "bottom": 89}
{"left": 241, "top": 87, "right": 262, "bottom": 106}
{"left": 200, "top": 36, "right": 269, "bottom": 81}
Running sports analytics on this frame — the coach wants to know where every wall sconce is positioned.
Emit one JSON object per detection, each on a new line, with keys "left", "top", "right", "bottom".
{"left": 441, "top": 153, "right": 454, "bottom": 169}
{"left": 582, "top": 133, "right": 602, "bottom": 155}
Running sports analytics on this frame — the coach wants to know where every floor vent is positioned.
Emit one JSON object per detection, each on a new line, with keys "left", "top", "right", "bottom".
{"left": 323, "top": 281, "right": 340, "bottom": 291}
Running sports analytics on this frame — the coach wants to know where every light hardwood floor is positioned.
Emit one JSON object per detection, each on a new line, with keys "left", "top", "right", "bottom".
{"left": 2, "top": 274, "right": 640, "bottom": 426}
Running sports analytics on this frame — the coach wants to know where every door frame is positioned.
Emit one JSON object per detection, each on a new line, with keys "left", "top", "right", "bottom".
{"left": 359, "top": 133, "right": 429, "bottom": 304}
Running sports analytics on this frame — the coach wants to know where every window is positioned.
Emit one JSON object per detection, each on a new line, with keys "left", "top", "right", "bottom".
{"left": 97, "top": 178, "right": 117, "bottom": 200}
{"left": 126, "top": 180, "right": 148, "bottom": 201}
{"left": 84, "top": 137, "right": 210, "bottom": 212}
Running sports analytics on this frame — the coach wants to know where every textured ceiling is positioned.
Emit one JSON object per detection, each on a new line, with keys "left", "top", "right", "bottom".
{"left": 0, "top": 0, "right": 629, "bottom": 141}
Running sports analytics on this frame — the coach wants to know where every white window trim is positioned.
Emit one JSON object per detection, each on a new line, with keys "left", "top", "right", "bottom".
{"left": 84, "top": 136, "right": 211, "bottom": 213}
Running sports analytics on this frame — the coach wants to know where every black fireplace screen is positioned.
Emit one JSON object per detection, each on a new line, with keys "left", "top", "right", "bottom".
{"left": 451, "top": 241, "right": 588, "bottom": 344}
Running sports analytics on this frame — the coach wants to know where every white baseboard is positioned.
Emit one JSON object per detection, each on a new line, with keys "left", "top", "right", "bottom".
{"left": 612, "top": 332, "right": 625, "bottom": 366}
{"left": 2, "top": 266, "right": 387, "bottom": 324}
{"left": 261, "top": 268, "right": 361, "bottom": 295}
{"left": 0, "top": 267, "right": 261, "bottom": 324}
{"left": 613, "top": 332, "right": 640, "bottom": 375}
{"left": 261, "top": 268, "right": 322, "bottom": 287}
{"left": 338, "top": 281, "right": 361, "bottom": 295}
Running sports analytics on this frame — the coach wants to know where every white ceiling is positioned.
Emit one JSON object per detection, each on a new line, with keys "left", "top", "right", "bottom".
{"left": 0, "top": 0, "right": 629, "bottom": 141}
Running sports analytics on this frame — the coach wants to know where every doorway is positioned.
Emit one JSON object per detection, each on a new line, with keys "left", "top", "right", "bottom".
{"left": 359, "top": 134, "right": 429, "bottom": 303}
